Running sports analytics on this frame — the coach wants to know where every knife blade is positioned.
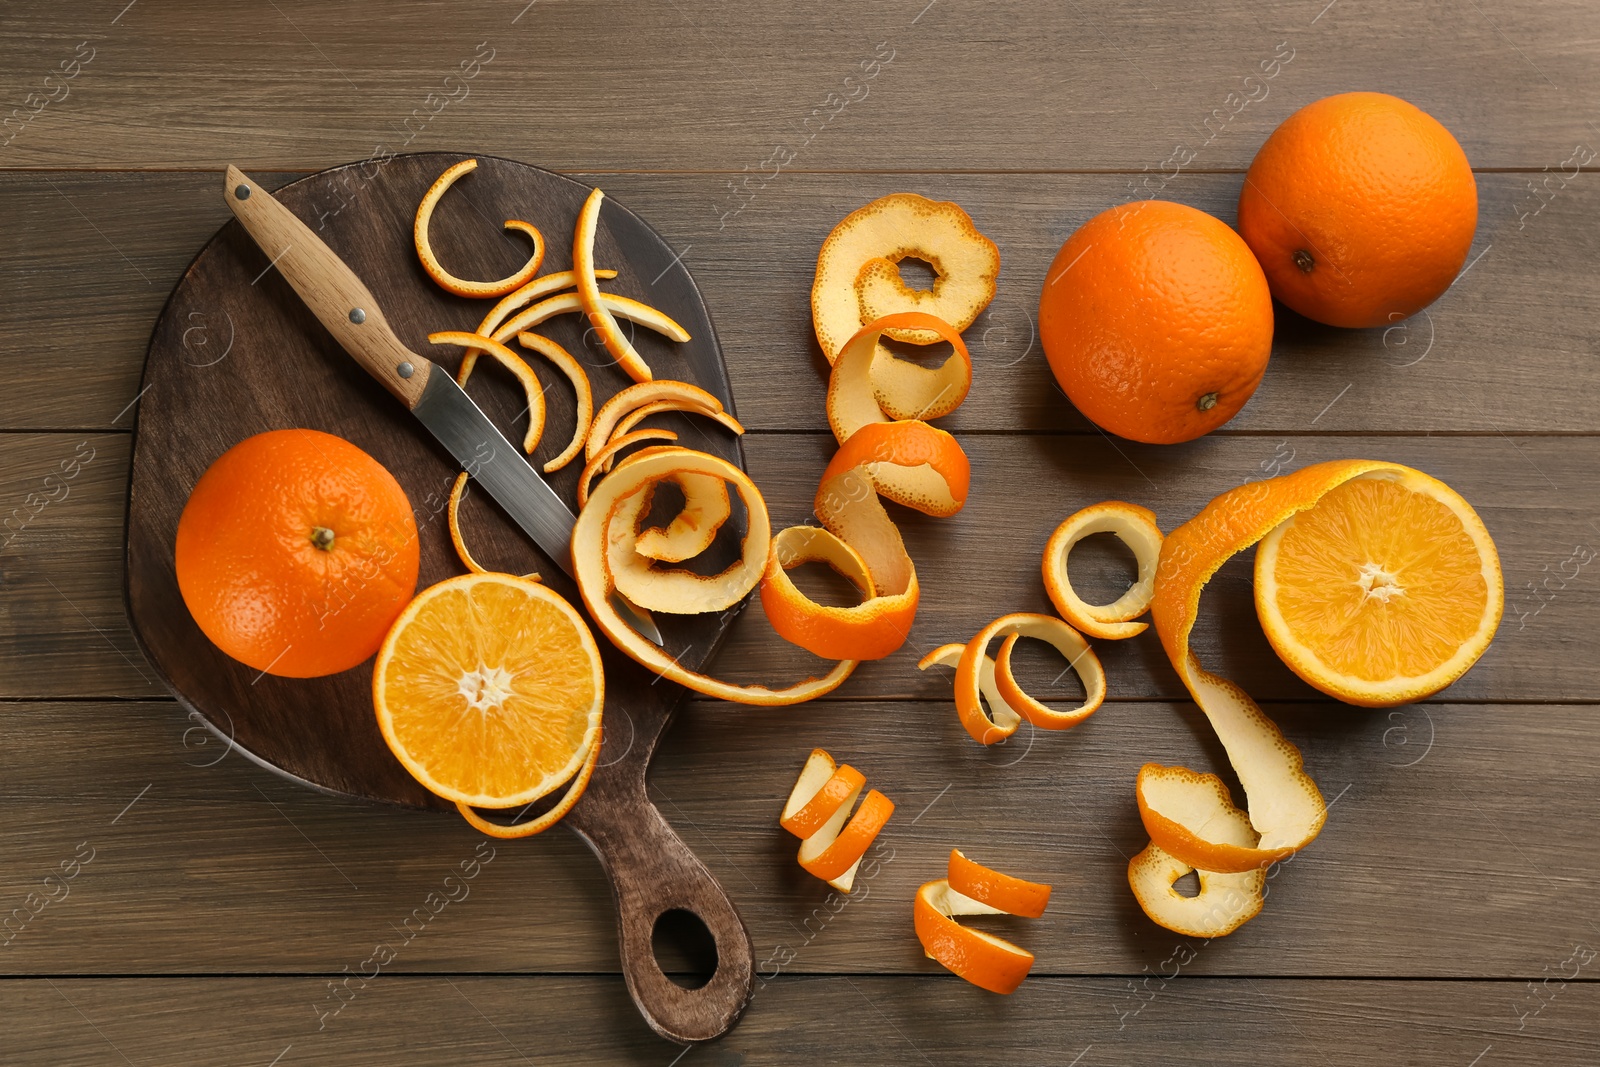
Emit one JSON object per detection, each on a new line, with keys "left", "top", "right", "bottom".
{"left": 221, "top": 164, "right": 663, "bottom": 645}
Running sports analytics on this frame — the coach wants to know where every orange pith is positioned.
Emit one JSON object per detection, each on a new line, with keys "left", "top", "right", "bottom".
{"left": 373, "top": 572, "right": 603, "bottom": 809}
{"left": 1254, "top": 467, "right": 1502, "bottom": 706}
{"left": 175, "top": 429, "right": 419, "bottom": 679}
{"left": 1238, "top": 91, "right": 1478, "bottom": 329}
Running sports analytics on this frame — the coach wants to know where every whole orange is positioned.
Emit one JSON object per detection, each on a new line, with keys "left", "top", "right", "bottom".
{"left": 1238, "top": 91, "right": 1477, "bottom": 328}
{"left": 175, "top": 429, "right": 420, "bottom": 678}
{"left": 1038, "top": 200, "right": 1274, "bottom": 444}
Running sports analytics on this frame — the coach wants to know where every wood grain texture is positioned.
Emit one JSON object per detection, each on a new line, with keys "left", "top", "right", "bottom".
{"left": 1, "top": 0, "right": 1595, "bottom": 171}
{"left": 2, "top": 170, "right": 1597, "bottom": 432}
{"left": 1, "top": 430, "right": 1590, "bottom": 701}
{"left": 3, "top": 699, "right": 1595, "bottom": 978}
{"left": 5, "top": 975, "right": 1596, "bottom": 1065}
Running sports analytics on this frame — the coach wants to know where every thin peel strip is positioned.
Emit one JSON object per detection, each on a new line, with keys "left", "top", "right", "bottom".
{"left": 588, "top": 380, "right": 741, "bottom": 462}
{"left": 455, "top": 728, "right": 601, "bottom": 839}
{"left": 917, "top": 643, "right": 1021, "bottom": 743}
{"left": 458, "top": 269, "right": 617, "bottom": 381}
{"left": 577, "top": 428, "right": 679, "bottom": 509}
{"left": 572, "top": 447, "right": 858, "bottom": 705}
{"left": 574, "top": 188, "right": 657, "bottom": 382}
{"left": 513, "top": 332, "right": 593, "bottom": 473}
{"left": 429, "top": 331, "right": 545, "bottom": 453}
{"left": 928, "top": 613, "right": 1104, "bottom": 745}
{"left": 415, "top": 159, "right": 545, "bottom": 299}
{"left": 1042, "top": 501, "right": 1164, "bottom": 640}
{"left": 447, "top": 472, "right": 541, "bottom": 581}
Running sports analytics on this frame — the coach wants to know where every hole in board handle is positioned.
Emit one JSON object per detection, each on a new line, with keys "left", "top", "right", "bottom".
{"left": 651, "top": 908, "right": 718, "bottom": 989}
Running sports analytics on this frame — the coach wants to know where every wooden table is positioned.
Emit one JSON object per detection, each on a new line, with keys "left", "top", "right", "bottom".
{"left": 4, "top": 1, "right": 1597, "bottom": 1062}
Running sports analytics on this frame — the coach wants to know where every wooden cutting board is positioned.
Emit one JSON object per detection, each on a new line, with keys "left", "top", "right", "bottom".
{"left": 124, "top": 153, "right": 754, "bottom": 1043}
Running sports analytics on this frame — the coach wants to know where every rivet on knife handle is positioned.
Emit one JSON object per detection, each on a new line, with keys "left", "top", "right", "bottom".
{"left": 222, "top": 164, "right": 432, "bottom": 409}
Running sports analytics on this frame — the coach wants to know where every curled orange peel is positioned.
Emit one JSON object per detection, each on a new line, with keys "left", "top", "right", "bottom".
{"left": 429, "top": 331, "right": 545, "bottom": 453}
{"left": 827, "top": 312, "right": 972, "bottom": 444}
{"left": 781, "top": 748, "right": 893, "bottom": 892}
{"left": 947, "top": 849, "right": 1051, "bottom": 919}
{"left": 575, "top": 188, "right": 662, "bottom": 382}
{"left": 448, "top": 472, "right": 541, "bottom": 581}
{"left": 604, "top": 467, "right": 763, "bottom": 615}
{"left": 1043, "top": 502, "right": 1164, "bottom": 640}
{"left": 634, "top": 473, "right": 731, "bottom": 564}
{"left": 455, "top": 727, "right": 601, "bottom": 840}
{"left": 495, "top": 291, "right": 690, "bottom": 351}
{"left": 813, "top": 192, "right": 1000, "bottom": 359}
{"left": 458, "top": 269, "right": 617, "bottom": 382}
{"left": 913, "top": 880, "right": 1033, "bottom": 995}
{"left": 514, "top": 332, "right": 593, "bottom": 473}
{"left": 415, "top": 159, "right": 545, "bottom": 299}
{"left": 1127, "top": 776, "right": 1266, "bottom": 937}
{"left": 760, "top": 525, "right": 916, "bottom": 662}
{"left": 572, "top": 446, "right": 857, "bottom": 705}
{"left": 576, "top": 428, "right": 679, "bottom": 510}
{"left": 1138, "top": 464, "right": 1431, "bottom": 879}
{"left": 924, "top": 613, "right": 1104, "bottom": 745}
{"left": 587, "top": 381, "right": 743, "bottom": 464}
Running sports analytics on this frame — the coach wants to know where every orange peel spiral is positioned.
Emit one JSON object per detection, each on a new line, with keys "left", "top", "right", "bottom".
{"left": 781, "top": 748, "right": 894, "bottom": 892}
{"left": 1042, "top": 501, "right": 1164, "bottom": 640}
{"left": 414, "top": 159, "right": 545, "bottom": 299}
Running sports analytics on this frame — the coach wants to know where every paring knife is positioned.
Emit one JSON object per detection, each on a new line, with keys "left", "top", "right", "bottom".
{"left": 221, "top": 164, "right": 661, "bottom": 644}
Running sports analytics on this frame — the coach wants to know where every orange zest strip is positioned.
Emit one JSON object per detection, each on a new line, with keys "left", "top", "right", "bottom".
{"left": 572, "top": 446, "right": 857, "bottom": 705}
{"left": 494, "top": 291, "right": 690, "bottom": 350}
{"left": 954, "top": 613, "right": 1103, "bottom": 743}
{"left": 574, "top": 187, "right": 656, "bottom": 382}
{"left": 455, "top": 728, "right": 602, "bottom": 839}
{"left": 780, "top": 748, "right": 867, "bottom": 839}
{"left": 587, "top": 381, "right": 743, "bottom": 463}
{"left": 988, "top": 616, "right": 1106, "bottom": 730}
{"left": 415, "top": 159, "right": 546, "bottom": 299}
{"left": 513, "top": 332, "right": 593, "bottom": 473}
{"left": 913, "top": 879, "right": 1033, "bottom": 995}
{"left": 458, "top": 269, "right": 617, "bottom": 382}
{"left": 577, "top": 429, "right": 679, "bottom": 509}
{"left": 827, "top": 312, "right": 972, "bottom": 444}
{"left": 918, "top": 642, "right": 1021, "bottom": 743}
{"left": 609, "top": 401, "right": 745, "bottom": 454}
{"left": 947, "top": 850, "right": 1052, "bottom": 919}
{"left": 428, "top": 331, "right": 546, "bottom": 454}
{"left": 799, "top": 788, "right": 894, "bottom": 884}
{"left": 447, "top": 471, "right": 541, "bottom": 582}
{"left": 1042, "top": 501, "right": 1164, "bottom": 640}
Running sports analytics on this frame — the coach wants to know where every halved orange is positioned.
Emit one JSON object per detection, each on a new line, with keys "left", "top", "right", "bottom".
{"left": 373, "top": 573, "right": 603, "bottom": 810}
{"left": 1254, "top": 466, "right": 1503, "bottom": 707}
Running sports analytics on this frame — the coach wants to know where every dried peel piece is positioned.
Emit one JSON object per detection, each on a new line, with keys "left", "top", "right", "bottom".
{"left": 947, "top": 849, "right": 1052, "bottom": 919}
{"left": 634, "top": 473, "right": 731, "bottom": 564}
{"left": 572, "top": 446, "right": 857, "bottom": 705}
{"left": 455, "top": 728, "right": 601, "bottom": 840}
{"left": 514, "top": 332, "right": 593, "bottom": 473}
{"left": 577, "top": 429, "right": 679, "bottom": 509}
{"left": 1042, "top": 502, "right": 1164, "bottom": 640}
{"left": 827, "top": 312, "right": 972, "bottom": 445}
{"left": 605, "top": 474, "right": 763, "bottom": 615}
{"left": 415, "top": 159, "right": 545, "bottom": 299}
{"left": 574, "top": 187, "right": 667, "bottom": 382}
{"left": 914, "top": 879, "right": 1033, "bottom": 995}
{"left": 813, "top": 192, "right": 1000, "bottom": 360}
{"left": 429, "top": 331, "right": 545, "bottom": 454}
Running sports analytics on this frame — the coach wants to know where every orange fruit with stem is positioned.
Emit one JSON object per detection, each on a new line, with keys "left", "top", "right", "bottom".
{"left": 175, "top": 429, "right": 419, "bottom": 679}
{"left": 1038, "top": 200, "right": 1274, "bottom": 444}
{"left": 1238, "top": 91, "right": 1478, "bottom": 328}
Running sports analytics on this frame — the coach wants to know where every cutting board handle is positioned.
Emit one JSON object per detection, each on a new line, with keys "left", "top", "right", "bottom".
{"left": 567, "top": 761, "right": 754, "bottom": 1044}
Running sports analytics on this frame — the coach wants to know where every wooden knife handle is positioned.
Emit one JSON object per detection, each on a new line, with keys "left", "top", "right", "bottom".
{"left": 221, "top": 164, "right": 432, "bottom": 408}
{"left": 565, "top": 758, "right": 754, "bottom": 1044}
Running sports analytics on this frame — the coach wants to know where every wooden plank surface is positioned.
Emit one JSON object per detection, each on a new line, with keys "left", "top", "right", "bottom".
{"left": 2, "top": 169, "right": 1597, "bottom": 433}
{"left": 5, "top": 976, "right": 1595, "bottom": 1065}
{"left": 1, "top": 0, "right": 1595, "bottom": 171}
{"left": 3, "top": 699, "right": 1595, "bottom": 978}
{"left": 4, "top": 0, "right": 1598, "bottom": 1061}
